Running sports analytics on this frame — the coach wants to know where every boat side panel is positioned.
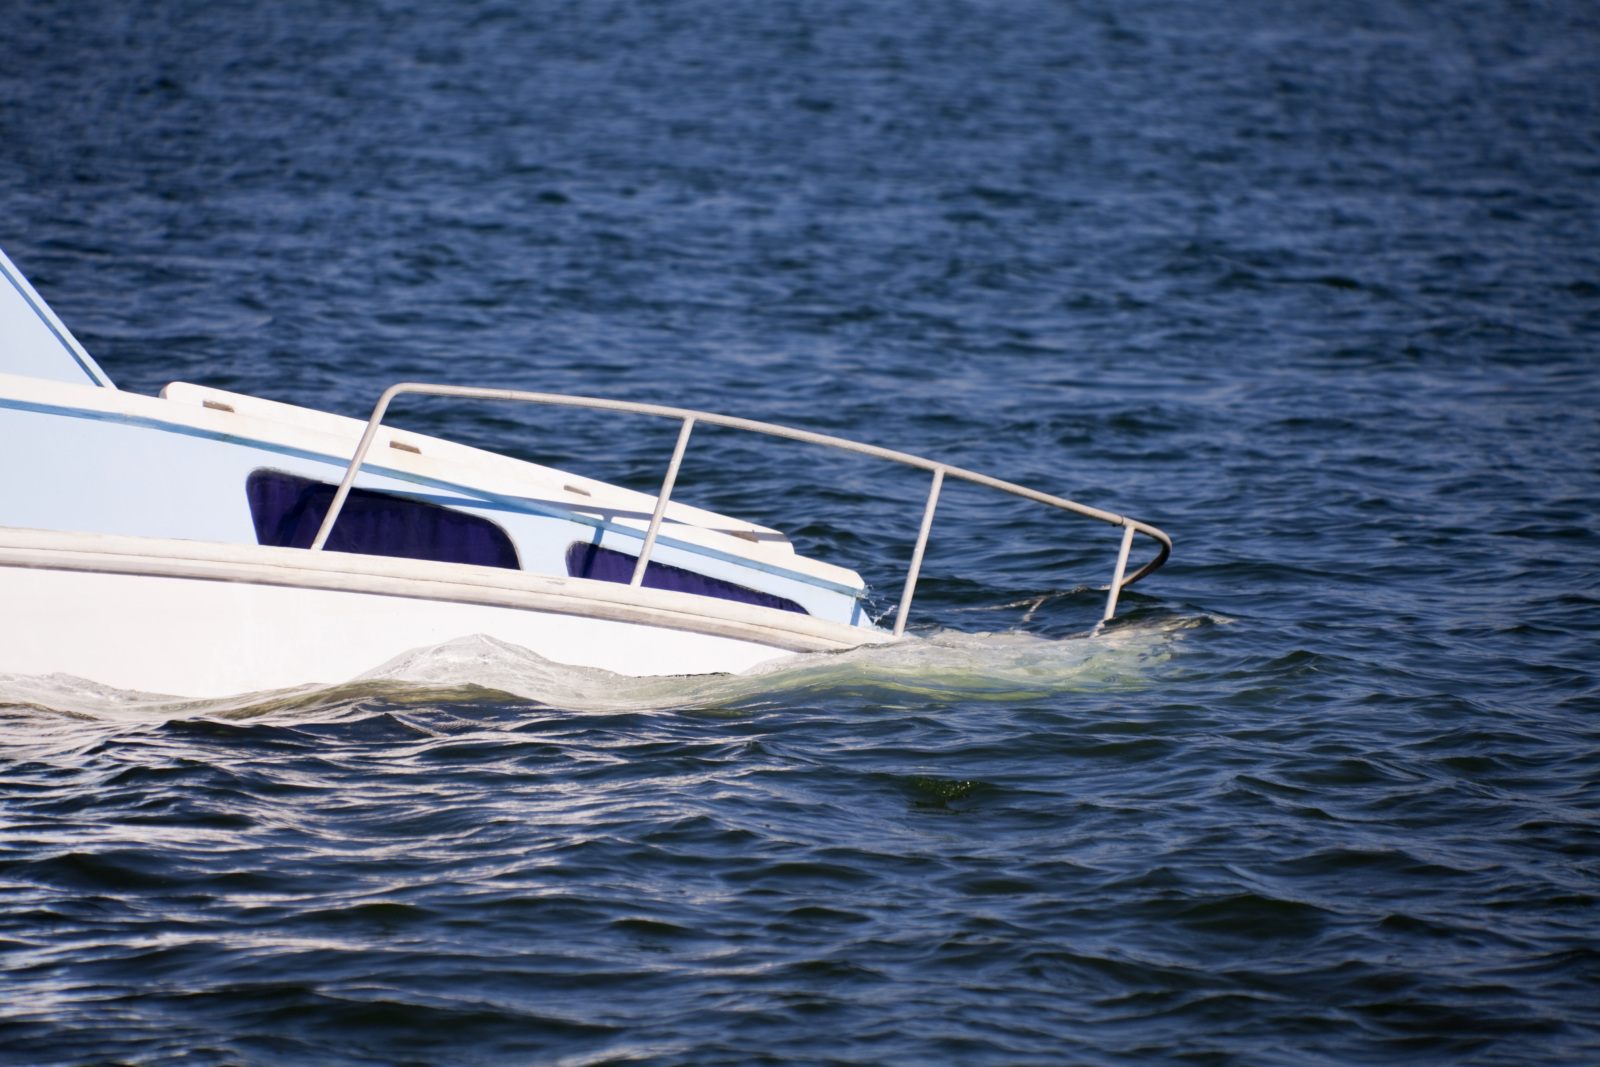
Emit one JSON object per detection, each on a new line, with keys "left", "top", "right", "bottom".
{"left": 0, "top": 565, "right": 797, "bottom": 697}
{"left": 0, "top": 402, "right": 865, "bottom": 623}
{"left": 0, "top": 403, "right": 265, "bottom": 542}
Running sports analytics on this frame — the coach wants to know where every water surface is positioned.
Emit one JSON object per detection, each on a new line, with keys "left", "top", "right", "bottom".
{"left": 1, "top": 1, "right": 1597, "bottom": 1063}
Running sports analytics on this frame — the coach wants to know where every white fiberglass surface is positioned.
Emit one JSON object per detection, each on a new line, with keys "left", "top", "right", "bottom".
{"left": 0, "top": 248, "right": 110, "bottom": 387}
{"left": 0, "top": 567, "right": 794, "bottom": 696}
{"left": 0, "top": 404, "right": 265, "bottom": 543}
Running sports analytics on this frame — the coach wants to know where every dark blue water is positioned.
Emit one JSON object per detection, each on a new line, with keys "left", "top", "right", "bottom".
{"left": 3, "top": 1, "right": 1599, "bottom": 1062}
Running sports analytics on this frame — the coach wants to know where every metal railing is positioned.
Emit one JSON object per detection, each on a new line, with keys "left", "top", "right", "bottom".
{"left": 310, "top": 384, "right": 1172, "bottom": 636}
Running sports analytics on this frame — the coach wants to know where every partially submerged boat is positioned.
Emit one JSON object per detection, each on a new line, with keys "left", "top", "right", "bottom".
{"left": 0, "top": 246, "right": 1171, "bottom": 698}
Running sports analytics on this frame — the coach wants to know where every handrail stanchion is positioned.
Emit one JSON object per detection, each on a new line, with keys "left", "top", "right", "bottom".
{"left": 893, "top": 466, "right": 944, "bottom": 639}
{"left": 631, "top": 416, "right": 695, "bottom": 586}
{"left": 1102, "top": 521, "right": 1137, "bottom": 622}
{"left": 309, "top": 385, "right": 404, "bottom": 551}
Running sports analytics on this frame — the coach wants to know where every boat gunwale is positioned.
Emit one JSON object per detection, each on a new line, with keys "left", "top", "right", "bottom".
{"left": 0, "top": 526, "right": 887, "bottom": 655}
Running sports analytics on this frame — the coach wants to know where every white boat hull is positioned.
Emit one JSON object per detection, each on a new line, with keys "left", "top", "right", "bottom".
{"left": 0, "top": 529, "right": 888, "bottom": 698}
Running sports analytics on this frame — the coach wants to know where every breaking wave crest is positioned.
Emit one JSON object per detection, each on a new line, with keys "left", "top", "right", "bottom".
{"left": 0, "top": 615, "right": 1214, "bottom": 720}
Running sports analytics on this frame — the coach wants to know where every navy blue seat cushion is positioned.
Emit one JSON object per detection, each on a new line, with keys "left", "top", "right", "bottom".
{"left": 566, "top": 542, "right": 808, "bottom": 615}
{"left": 246, "top": 469, "right": 520, "bottom": 570}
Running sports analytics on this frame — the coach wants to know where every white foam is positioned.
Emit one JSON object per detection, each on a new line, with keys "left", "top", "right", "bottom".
{"left": 0, "top": 616, "right": 1214, "bottom": 720}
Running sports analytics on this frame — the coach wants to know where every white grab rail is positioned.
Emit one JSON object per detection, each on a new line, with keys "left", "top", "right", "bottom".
{"left": 309, "top": 383, "right": 1173, "bottom": 636}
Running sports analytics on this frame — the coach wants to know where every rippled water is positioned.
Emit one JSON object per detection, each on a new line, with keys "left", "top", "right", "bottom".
{"left": 3, "top": 1, "right": 1598, "bottom": 1063}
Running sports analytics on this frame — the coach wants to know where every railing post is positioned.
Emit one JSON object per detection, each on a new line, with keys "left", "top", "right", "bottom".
{"left": 893, "top": 466, "right": 944, "bottom": 638}
{"left": 632, "top": 416, "right": 695, "bottom": 586}
{"left": 309, "top": 386, "right": 404, "bottom": 551}
{"left": 1102, "top": 521, "right": 1137, "bottom": 622}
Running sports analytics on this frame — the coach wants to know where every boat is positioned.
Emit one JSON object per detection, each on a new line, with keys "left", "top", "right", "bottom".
{"left": 0, "top": 246, "right": 1172, "bottom": 698}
